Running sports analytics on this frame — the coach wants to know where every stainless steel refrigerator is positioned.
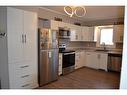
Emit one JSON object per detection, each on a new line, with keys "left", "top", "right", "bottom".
{"left": 38, "top": 28, "right": 59, "bottom": 86}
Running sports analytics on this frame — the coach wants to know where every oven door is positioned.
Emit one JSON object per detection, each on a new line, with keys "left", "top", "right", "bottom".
{"left": 62, "top": 52, "right": 75, "bottom": 68}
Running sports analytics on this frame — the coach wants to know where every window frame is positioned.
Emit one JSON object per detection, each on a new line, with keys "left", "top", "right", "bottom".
{"left": 95, "top": 25, "right": 116, "bottom": 48}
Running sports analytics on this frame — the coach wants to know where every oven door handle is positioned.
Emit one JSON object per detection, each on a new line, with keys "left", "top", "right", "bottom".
{"left": 63, "top": 52, "right": 75, "bottom": 55}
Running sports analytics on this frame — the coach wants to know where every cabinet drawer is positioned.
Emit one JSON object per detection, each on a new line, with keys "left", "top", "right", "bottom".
{"left": 9, "top": 73, "right": 36, "bottom": 89}
{"left": 8, "top": 63, "right": 38, "bottom": 88}
{"left": 9, "top": 63, "right": 33, "bottom": 75}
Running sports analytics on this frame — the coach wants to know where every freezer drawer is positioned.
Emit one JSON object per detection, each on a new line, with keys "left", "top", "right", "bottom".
{"left": 38, "top": 49, "right": 59, "bottom": 86}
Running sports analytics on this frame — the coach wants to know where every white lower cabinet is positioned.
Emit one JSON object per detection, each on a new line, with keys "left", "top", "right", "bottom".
{"left": 75, "top": 51, "right": 85, "bottom": 69}
{"left": 85, "top": 52, "right": 98, "bottom": 69}
{"left": 58, "top": 53, "right": 62, "bottom": 75}
{"left": 85, "top": 51, "right": 108, "bottom": 71}
{"left": 98, "top": 53, "right": 108, "bottom": 71}
{"left": 8, "top": 62, "right": 38, "bottom": 89}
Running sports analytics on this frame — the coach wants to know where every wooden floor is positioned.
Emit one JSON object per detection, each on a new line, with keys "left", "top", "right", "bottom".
{"left": 38, "top": 67, "right": 120, "bottom": 89}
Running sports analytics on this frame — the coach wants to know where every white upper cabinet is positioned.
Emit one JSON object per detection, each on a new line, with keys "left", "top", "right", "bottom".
{"left": 113, "top": 25, "right": 124, "bottom": 43}
{"left": 88, "top": 27, "right": 94, "bottom": 41}
{"left": 70, "top": 25, "right": 94, "bottom": 42}
{"left": 23, "top": 11, "right": 37, "bottom": 63}
{"left": 7, "top": 7, "right": 24, "bottom": 63}
{"left": 81, "top": 26, "right": 89, "bottom": 41}
{"left": 81, "top": 26, "right": 94, "bottom": 41}
{"left": 70, "top": 24, "right": 82, "bottom": 41}
{"left": 50, "top": 20, "right": 59, "bottom": 30}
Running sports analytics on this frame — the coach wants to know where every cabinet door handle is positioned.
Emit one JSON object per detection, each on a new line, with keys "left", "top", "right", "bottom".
{"left": 21, "top": 84, "right": 30, "bottom": 87}
{"left": 22, "top": 34, "right": 24, "bottom": 43}
{"left": 20, "top": 65, "right": 29, "bottom": 68}
{"left": 25, "top": 34, "right": 26, "bottom": 43}
{"left": 21, "top": 75, "right": 30, "bottom": 78}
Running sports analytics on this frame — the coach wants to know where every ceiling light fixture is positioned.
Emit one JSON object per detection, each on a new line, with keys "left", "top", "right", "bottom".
{"left": 64, "top": 6, "right": 86, "bottom": 17}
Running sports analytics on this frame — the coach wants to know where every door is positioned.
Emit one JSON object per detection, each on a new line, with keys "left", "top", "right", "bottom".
{"left": 23, "top": 11, "right": 37, "bottom": 62}
{"left": 7, "top": 7, "right": 24, "bottom": 63}
{"left": 39, "top": 49, "right": 58, "bottom": 86}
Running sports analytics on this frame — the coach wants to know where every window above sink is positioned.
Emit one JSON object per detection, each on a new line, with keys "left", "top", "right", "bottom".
{"left": 94, "top": 25, "right": 116, "bottom": 48}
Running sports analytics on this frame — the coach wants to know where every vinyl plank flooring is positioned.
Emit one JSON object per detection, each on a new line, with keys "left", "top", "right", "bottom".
{"left": 38, "top": 67, "right": 120, "bottom": 89}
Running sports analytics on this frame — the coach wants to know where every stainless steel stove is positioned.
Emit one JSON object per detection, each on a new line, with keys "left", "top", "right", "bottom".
{"left": 59, "top": 44, "right": 75, "bottom": 75}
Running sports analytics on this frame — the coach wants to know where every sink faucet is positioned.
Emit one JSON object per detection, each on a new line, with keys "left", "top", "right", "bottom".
{"left": 102, "top": 42, "right": 106, "bottom": 51}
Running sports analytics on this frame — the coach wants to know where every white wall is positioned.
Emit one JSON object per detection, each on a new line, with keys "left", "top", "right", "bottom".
{"left": 120, "top": 6, "right": 127, "bottom": 89}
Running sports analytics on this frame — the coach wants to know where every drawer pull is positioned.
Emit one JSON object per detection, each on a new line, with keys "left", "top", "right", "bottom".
{"left": 21, "top": 75, "right": 30, "bottom": 78}
{"left": 21, "top": 84, "right": 30, "bottom": 87}
{"left": 20, "top": 65, "right": 29, "bottom": 68}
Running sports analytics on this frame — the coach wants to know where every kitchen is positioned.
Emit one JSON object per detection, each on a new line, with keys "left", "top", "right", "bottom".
{"left": 0, "top": 6, "right": 125, "bottom": 89}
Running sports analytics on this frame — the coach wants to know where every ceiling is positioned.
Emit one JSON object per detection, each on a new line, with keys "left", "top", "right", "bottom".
{"left": 42, "top": 6, "right": 125, "bottom": 22}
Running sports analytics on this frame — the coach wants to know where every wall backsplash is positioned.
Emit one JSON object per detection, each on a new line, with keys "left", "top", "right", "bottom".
{"left": 59, "top": 39, "right": 96, "bottom": 48}
{"left": 59, "top": 39, "right": 123, "bottom": 50}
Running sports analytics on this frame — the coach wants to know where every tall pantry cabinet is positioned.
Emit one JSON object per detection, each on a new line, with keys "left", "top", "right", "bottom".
{"left": 0, "top": 7, "right": 38, "bottom": 88}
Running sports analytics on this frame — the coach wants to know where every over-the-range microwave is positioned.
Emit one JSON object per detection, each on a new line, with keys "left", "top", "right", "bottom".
{"left": 59, "top": 27, "right": 70, "bottom": 39}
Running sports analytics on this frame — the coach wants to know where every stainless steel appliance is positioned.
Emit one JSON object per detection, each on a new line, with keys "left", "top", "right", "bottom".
{"left": 62, "top": 51, "right": 75, "bottom": 75}
{"left": 59, "top": 27, "right": 70, "bottom": 39}
{"left": 59, "top": 44, "right": 75, "bottom": 75}
{"left": 38, "top": 28, "right": 59, "bottom": 86}
{"left": 108, "top": 53, "right": 122, "bottom": 72}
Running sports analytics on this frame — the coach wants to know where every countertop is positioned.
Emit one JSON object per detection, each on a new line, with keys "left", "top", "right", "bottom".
{"left": 66, "top": 47, "right": 122, "bottom": 55}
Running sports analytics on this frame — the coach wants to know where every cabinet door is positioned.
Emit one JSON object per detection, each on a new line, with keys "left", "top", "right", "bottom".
{"left": 70, "top": 25, "right": 82, "bottom": 41}
{"left": 80, "top": 51, "right": 85, "bottom": 67}
{"left": 113, "top": 25, "right": 124, "bottom": 42}
{"left": 70, "top": 25, "right": 77, "bottom": 41}
{"left": 82, "top": 26, "right": 89, "bottom": 41}
{"left": 98, "top": 53, "right": 108, "bottom": 71}
{"left": 23, "top": 11, "right": 38, "bottom": 63}
{"left": 76, "top": 26, "right": 82, "bottom": 41}
{"left": 75, "top": 52, "right": 80, "bottom": 69}
{"left": 88, "top": 27, "right": 94, "bottom": 41}
{"left": 7, "top": 7, "right": 24, "bottom": 63}
{"left": 85, "top": 52, "right": 98, "bottom": 69}
{"left": 50, "top": 20, "right": 59, "bottom": 30}
{"left": 82, "top": 26, "right": 94, "bottom": 41}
